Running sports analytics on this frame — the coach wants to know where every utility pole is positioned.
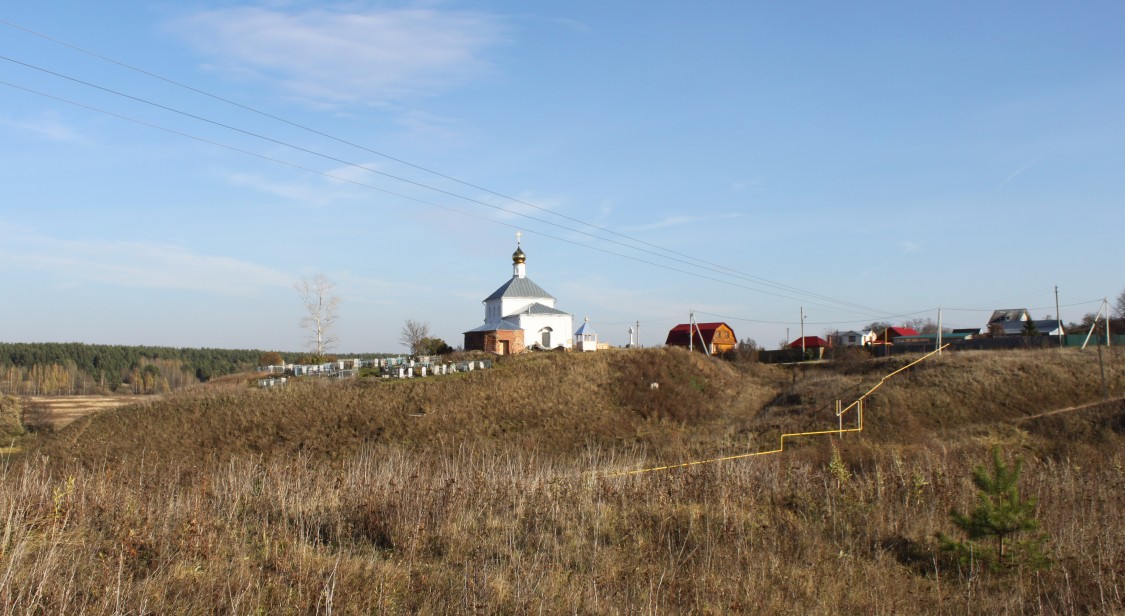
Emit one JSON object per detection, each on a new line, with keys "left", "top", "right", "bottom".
{"left": 800, "top": 307, "right": 806, "bottom": 355}
{"left": 1107, "top": 298, "right": 1112, "bottom": 348}
{"left": 1055, "top": 285, "right": 1063, "bottom": 347}
{"left": 688, "top": 310, "right": 694, "bottom": 353}
{"left": 936, "top": 305, "right": 945, "bottom": 352}
{"left": 636, "top": 320, "right": 641, "bottom": 348}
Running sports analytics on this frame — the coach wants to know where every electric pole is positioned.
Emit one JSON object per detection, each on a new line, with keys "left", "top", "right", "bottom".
{"left": 1055, "top": 285, "right": 1063, "bottom": 347}
{"left": 800, "top": 306, "right": 805, "bottom": 355}
{"left": 937, "top": 306, "right": 942, "bottom": 354}
{"left": 688, "top": 310, "right": 694, "bottom": 353}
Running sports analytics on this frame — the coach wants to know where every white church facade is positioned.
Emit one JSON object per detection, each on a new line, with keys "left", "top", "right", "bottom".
{"left": 463, "top": 239, "right": 574, "bottom": 355}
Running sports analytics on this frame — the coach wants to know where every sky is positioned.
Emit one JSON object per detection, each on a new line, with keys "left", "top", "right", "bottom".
{"left": 1, "top": 1, "right": 1123, "bottom": 353}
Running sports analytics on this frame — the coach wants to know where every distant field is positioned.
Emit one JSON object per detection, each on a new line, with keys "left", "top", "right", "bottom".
{"left": 21, "top": 394, "right": 152, "bottom": 428}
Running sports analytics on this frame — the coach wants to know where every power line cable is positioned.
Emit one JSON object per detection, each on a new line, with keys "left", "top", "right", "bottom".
{"left": 695, "top": 308, "right": 937, "bottom": 327}
{"left": 1, "top": 54, "right": 892, "bottom": 315}
{"left": 0, "top": 19, "right": 902, "bottom": 317}
{"left": 943, "top": 300, "right": 1102, "bottom": 312}
{"left": 0, "top": 78, "right": 902, "bottom": 312}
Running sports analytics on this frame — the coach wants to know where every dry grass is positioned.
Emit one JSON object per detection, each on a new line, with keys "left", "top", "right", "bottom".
{"left": 18, "top": 395, "right": 153, "bottom": 430}
{"left": 0, "top": 347, "right": 1122, "bottom": 614}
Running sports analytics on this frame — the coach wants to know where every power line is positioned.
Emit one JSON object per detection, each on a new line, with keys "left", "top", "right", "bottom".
{"left": 2, "top": 54, "right": 887, "bottom": 314}
{"left": 695, "top": 308, "right": 938, "bottom": 327}
{"left": 0, "top": 78, "right": 910, "bottom": 312}
{"left": 0, "top": 19, "right": 903, "bottom": 317}
{"left": 943, "top": 300, "right": 1103, "bottom": 312}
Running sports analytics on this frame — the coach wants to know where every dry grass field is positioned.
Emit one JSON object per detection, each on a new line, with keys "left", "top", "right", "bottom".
{"left": 1, "top": 347, "right": 1122, "bottom": 614}
{"left": 20, "top": 395, "right": 153, "bottom": 429}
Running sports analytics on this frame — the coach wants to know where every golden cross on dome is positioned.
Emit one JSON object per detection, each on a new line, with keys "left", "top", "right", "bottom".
{"left": 516, "top": 231, "right": 522, "bottom": 246}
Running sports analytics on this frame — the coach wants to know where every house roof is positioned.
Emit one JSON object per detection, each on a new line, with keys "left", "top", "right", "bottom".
{"left": 485, "top": 276, "right": 555, "bottom": 302}
{"left": 988, "top": 308, "right": 1030, "bottom": 324}
{"left": 665, "top": 322, "right": 734, "bottom": 347}
{"left": 463, "top": 319, "right": 523, "bottom": 334}
{"left": 788, "top": 336, "right": 829, "bottom": 348}
{"left": 874, "top": 327, "right": 919, "bottom": 342}
{"left": 503, "top": 302, "right": 568, "bottom": 318}
{"left": 995, "top": 320, "right": 1063, "bottom": 336}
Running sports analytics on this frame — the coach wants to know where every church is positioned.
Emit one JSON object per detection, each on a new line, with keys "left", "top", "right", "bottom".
{"left": 463, "top": 237, "right": 574, "bottom": 355}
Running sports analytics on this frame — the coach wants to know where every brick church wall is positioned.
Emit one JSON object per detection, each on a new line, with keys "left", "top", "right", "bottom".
{"left": 464, "top": 329, "right": 525, "bottom": 355}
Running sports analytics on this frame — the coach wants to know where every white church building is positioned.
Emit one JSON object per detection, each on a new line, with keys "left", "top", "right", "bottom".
{"left": 463, "top": 238, "right": 574, "bottom": 355}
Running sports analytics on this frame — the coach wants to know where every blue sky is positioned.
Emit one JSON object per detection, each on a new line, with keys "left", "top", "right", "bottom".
{"left": 1, "top": 1, "right": 1122, "bottom": 353}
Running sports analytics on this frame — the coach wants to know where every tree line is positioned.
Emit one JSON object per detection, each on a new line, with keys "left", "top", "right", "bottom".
{"left": 0, "top": 343, "right": 273, "bottom": 396}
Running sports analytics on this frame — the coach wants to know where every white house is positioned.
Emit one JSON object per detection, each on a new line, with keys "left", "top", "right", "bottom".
{"left": 837, "top": 330, "right": 876, "bottom": 347}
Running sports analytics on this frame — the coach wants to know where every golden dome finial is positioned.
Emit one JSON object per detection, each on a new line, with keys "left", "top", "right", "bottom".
{"left": 513, "top": 231, "right": 526, "bottom": 264}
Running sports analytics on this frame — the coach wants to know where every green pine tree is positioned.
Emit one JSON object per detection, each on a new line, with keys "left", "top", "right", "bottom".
{"left": 939, "top": 446, "right": 1049, "bottom": 571}
{"left": 1022, "top": 319, "right": 1040, "bottom": 337}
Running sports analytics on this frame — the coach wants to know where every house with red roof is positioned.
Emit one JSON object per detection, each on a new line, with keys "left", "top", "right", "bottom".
{"left": 872, "top": 327, "right": 919, "bottom": 345}
{"left": 665, "top": 322, "right": 737, "bottom": 355}
{"left": 787, "top": 336, "right": 830, "bottom": 349}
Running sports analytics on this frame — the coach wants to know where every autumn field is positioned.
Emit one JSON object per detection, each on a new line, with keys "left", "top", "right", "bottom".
{"left": 1, "top": 347, "right": 1123, "bottom": 614}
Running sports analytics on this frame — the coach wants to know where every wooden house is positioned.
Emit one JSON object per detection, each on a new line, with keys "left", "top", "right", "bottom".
{"left": 665, "top": 322, "right": 737, "bottom": 355}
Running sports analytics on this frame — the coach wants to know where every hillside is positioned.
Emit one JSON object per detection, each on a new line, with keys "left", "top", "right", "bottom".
{"left": 35, "top": 347, "right": 1122, "bottom": 469}
{"left": 3, "top": 347, "right": 1123, "bottom": 614}
{"left": 33, "top": 348, "right": 785, "bottom": 468}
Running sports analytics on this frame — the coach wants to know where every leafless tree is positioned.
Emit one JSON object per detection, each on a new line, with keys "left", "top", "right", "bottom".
{"left": 295, "top": 274, "right": 340, "bottom": 357}
{"left": 400, "top": 319, "right": 430, "bottom": 356}
{"left": 1116, "top": 288, "right": 1125, "bottom": 317}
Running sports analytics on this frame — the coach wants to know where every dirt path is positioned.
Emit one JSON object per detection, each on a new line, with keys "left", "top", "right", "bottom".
{"left": 21, "top": 395, "right": 153, "bottom": 429}
{"left": 1014, "top": 396, "right": 1125, "bottom": 422}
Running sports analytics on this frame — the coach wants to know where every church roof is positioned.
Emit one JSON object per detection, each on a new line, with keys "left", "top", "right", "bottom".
{"left": 485, "top": 276, "right": 555, "bottom": 302}
{"left": 504, "top": 302, "right": 568, "bottom": 318}
{"left": 463, "top": 319, "right": 523, "bottom": 334}
{"left": 575, "top": 320, "right": 596, "bottom": 335}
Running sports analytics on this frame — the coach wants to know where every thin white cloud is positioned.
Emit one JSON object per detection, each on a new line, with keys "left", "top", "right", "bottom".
{"left": 899, "top": 240, "right": 923, "bottom": 253}
{"left": 223, "top": 159, "right": 382, "bottom": 206}
{"left": 488, "top": 191, "right": 567, "bottom": 222}
{"left": 225, "top": 171, "right": 339, "bottom": 206}
{"left": 551, "top": 18, "right": 592, "bottom": 34}
{"left": 0, "top": 227, "right": 292, "bottom": 296}
{"left": 730, "top": 178, "right": 764, "bottom": 193}
{"left": 629, "top": 213, "right": 742, "bottom": 232}
{"left": 1, "top": 111, "right": 86, "bottom": 143}
{"left": 998, "top": 157, "right": 1043, "bottom": 189}
{"left": 171, "top": 5, "right": 507, "bottom": 105}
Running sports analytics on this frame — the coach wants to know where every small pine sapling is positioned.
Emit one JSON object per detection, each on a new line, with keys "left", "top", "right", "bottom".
{"left": 938, "top": 446, "right": 1050, "bottom": 571}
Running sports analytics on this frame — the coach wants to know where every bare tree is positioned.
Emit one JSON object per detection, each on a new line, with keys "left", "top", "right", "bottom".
{"left": 1116, "top": 288, "right": 1125, "bottom": 317}
{"left": 400, "top": 319, "right": 430, "bottom": 356}
{"left": 295, "top": 274, "right": 340, "bottom": 357}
